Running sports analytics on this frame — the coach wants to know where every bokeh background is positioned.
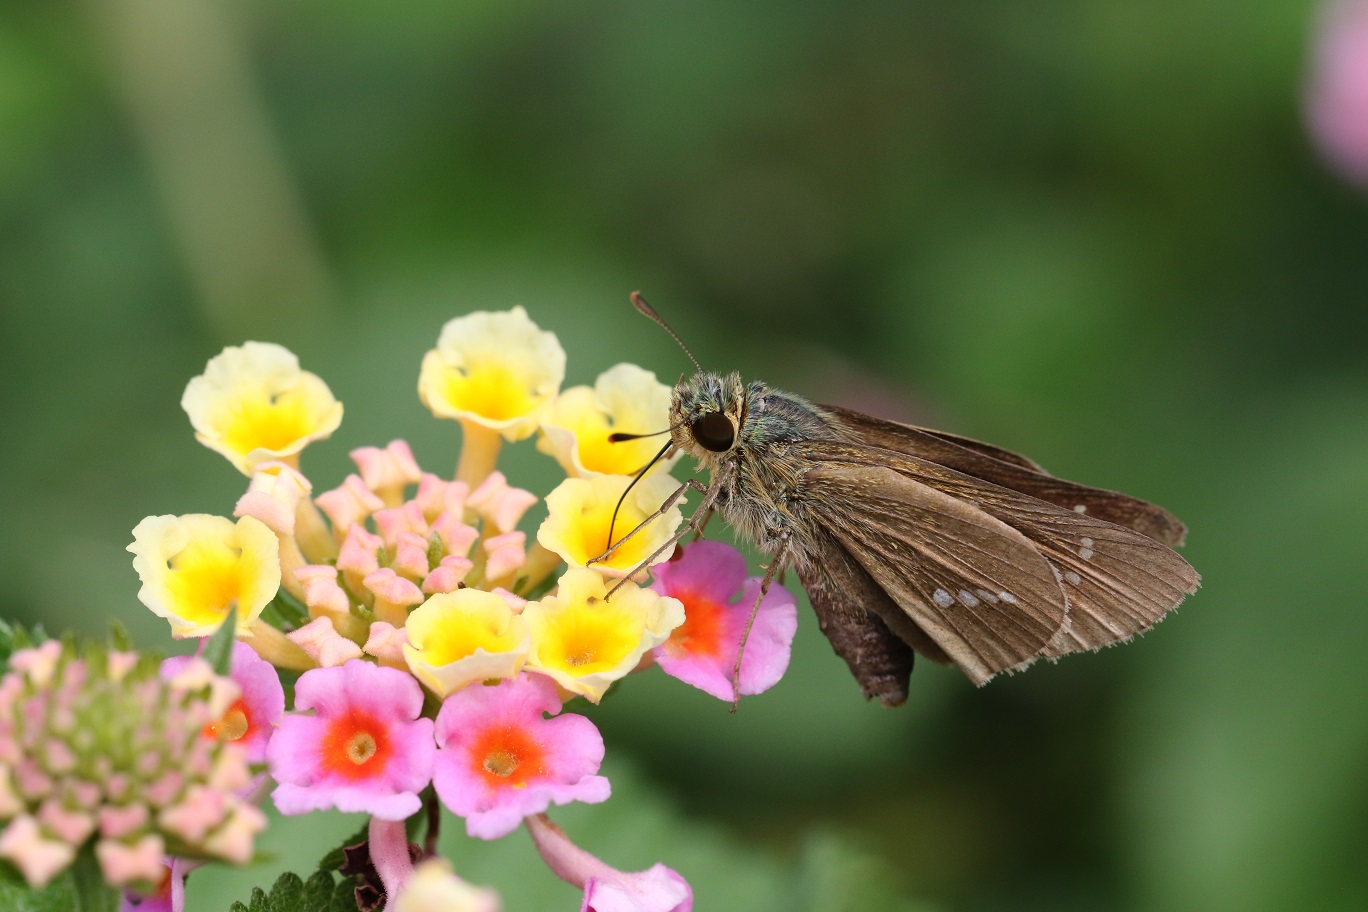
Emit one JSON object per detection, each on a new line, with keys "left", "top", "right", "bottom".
{"left": 3, "top": 2, "right": 1366, "bottom": 910}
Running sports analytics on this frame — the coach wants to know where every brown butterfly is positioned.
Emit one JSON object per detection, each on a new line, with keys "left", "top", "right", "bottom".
{"left": 612, "top": 293, "right": 1200, "bottom": 706}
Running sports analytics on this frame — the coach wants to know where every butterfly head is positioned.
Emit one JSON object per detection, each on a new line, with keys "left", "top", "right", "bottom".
{"left": 670, "top": 370, "right": 746, "bottom": 460}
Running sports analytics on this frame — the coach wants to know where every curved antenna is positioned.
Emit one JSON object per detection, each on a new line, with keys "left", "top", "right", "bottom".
{"left": 608, "top": 428, "right": 670, "bottom": 444}
{"left": 606, "top": 438, "right": 676, "bottom": 551}
{"left": 631, "top": 291, "right": 702, "bottom": 373}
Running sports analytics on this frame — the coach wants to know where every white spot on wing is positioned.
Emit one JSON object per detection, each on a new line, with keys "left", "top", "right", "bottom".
{"left": 957, "top": 589, "right": 980, "bottom": 607}
{"left": 998, "top": 591, "right": 1017, "bottom": 603}
{"left": 1081, "top": 537, "right": 1094, "bottom": 547}
{"left": 976, "top": 589, "right": 999, "bottom": 604}
{"left": 1079, "top": 547, "right": 1095, "bottom": 560}
{"left": 1064, "top": 571, "right": 1082, "bottom": 585}
{"left": 932, "top": 589, "right": 955, "bottom": 608}
{"left": 1074, "top": 504, "right": 1088, "bottom": 513}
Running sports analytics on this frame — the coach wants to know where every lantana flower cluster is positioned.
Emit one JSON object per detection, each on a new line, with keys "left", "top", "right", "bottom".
{"left": 0, "top": 641, "right": 264, "bottom": 890}
{"left": 116, "top": 306, "right": 799, "bottom": 911}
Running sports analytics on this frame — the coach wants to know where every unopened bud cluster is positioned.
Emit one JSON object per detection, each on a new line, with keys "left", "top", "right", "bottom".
{"left": 0, "top": 641, "right": 264, "bottom": 888}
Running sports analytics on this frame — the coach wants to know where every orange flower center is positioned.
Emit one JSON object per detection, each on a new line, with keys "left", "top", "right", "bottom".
{"left": 663, "top": 590, "right": 727, "bottom": 659}
{"left": 321, "top": 711, "right": 392, "bottom": 780}
{"left": 203, "top": 698, "right": 253, "bottom": 743}
{"left": 472, "top": 724, "right": 547, "bottom": 788}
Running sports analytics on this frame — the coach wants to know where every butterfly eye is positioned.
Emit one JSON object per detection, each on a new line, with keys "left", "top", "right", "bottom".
{"left": 691, "top": 411, "right": 736, "bottom": 452}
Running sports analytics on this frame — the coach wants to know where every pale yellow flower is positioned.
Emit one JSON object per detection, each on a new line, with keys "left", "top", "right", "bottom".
{"left": 182, "top": 342, "right": 343, "bottom": 475}
{"left": 403, "top": 589, "right": 531, "bottom": 698}
{"left": 417, "top": 307, "right": 565, "bottom": 442}
{"left": 394, "top": 858, "right": 501, "bottom": 912}
{"left": 538, "top": 363, "right": 679, "bottom": 478}
{"left": 537, "top": 473, "right": 684, "bottom": 577}
{"left": 523, "top": 569, "right": 684, "bottom": 703}
{"left": 128, "top": 514, "right": 281, "bottom": 638}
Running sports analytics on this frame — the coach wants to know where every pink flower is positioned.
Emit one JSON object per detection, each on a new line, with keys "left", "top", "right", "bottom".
{"left": 286, "top": 616, "right": 364, "bottom": 667}
{"left": 161, "top": 642, "right": 284, "bottom": 764}
{"left": 268, "top": 660, "right": 435, "bottom": 820}
{"left": 351, "top": 440, "right": 423, "bottom": 503}
{"left": 1308, "top": 0, "right": 1368, "bottom": 187}
{"left": 647, "top": 541, "right": 798, "bottom": 702}
{"left": 432, "top": 675, "right": 610, "bottom": 840}
{"left": 526, "top": 814, "right": 692, "bottom": 912}
{"left": 119, "top": 857, "right": 198, "bottom": 912}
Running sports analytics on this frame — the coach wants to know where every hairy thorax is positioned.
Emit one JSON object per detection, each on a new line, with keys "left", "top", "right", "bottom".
{"left": 673, "top": 376, "right": 847, "bottom": 562}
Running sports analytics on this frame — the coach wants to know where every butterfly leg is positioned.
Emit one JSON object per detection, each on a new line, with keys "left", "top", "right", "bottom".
{"left": 588, "top": 477, "right": 710, "bottom": 567}
{"left": 603, "top": 475, "right": 730, "bottom": 598}
{"left": 730, "top": 534, "right": 791, "bottom": 713}
{"left": 690, "top": 506, "right": 715, "bottom": 542}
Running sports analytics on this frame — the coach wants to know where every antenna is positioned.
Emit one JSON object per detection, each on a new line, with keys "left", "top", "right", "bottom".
{"left": 631, "top": 291, "right": 702, "bottom": 373}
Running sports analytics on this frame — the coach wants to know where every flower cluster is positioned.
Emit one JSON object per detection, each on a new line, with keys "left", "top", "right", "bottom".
{"left": 0, "top": 640, "right": 264, "bottom": 889}
{"left": 116, "top": 306, "right": 800, "bottom": 910}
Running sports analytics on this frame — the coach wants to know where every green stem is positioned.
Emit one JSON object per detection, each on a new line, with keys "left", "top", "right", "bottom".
{"left": 71, "top": 845, "right": 119, "bottom": 912}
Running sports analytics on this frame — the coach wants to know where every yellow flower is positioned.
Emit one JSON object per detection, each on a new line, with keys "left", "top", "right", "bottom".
{"left": 181, "top": 342, "right": 343, "bottom": 475}
{"left": 403, "top": 589, "right": 531, "bottom": 698}
{"left": 523, "top": 568, "right": 684, "bottom": 702}
{"left": 128, "top": 514, "right": 282, "bottom": 638}
{"left": 537, "top": 474, "right": 684, "bottom": 577}
{"left": 418, "top": 307, "right": 565, "bottom": 442}
{"left": 538, "top": 363, "right": 679, "bottom": 478}
{"left": 394, "top": 859, "right": 500, "bottom": 912}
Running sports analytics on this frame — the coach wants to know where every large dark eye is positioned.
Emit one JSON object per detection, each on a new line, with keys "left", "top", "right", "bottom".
{"left": 691, "top": 411, "right": 735, "bottom": 452}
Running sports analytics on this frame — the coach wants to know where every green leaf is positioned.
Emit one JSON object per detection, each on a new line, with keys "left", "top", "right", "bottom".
{"left": 0, "top": 620, "right": 49, "bottom": 674}
{"left": 202, "top": 604, "right": 238, "bottom": 676}
{"left": 301, "top": 870, "right": 337, "bottom": 912}
{"left": 0, "top": 868, "right": 79, "bottom": 912}
{"left": 226, "top": 868, "right": 349, "bottom": 912}
{"left": 261, "top": 590, "right": 309, "bottom": 631}
{"left": 106, "top": 621, "right": 134, "bottom": 652}
{"left": 327, "top": 878, "right": 359, "bottom": 912}
{"left": 0, "top": 619, "right": 17, "bottom": 670}
{"left": 266, "top": 872, "right": 304, "bottom": 910}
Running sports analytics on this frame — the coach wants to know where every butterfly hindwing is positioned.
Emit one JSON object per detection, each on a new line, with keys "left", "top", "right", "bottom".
{"left": 798, "top": 461, "right": 1069, "bottom": 685}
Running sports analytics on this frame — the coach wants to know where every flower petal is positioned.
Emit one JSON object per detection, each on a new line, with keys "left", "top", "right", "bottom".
{"left": 418, "top": 307, "right": 565, "bottom": 441}
{"left": 181, "top": 342, "right": 342, "bottom": 475}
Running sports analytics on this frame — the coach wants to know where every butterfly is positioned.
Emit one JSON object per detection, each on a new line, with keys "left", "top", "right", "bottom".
{"left": 617, "top": 294, "right": 1200, "bottom": 706}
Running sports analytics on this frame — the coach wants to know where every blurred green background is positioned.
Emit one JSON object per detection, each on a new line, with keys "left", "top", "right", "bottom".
{"left": 3, "top": 1, "right": 1366, "bottom": 910}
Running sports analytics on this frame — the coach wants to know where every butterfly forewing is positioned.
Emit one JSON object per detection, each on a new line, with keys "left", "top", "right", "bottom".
{"left": 982, "top": 501, "right": 1200, "bottom": 657}
{"left": 799, "top": 463, "right": 1069, "bottom": 685}
{"left": 822, "top": 405, "right": 1189, "bottom": 547}
{"left": 796, "top": 438, "right": 1200, "bottom": 663}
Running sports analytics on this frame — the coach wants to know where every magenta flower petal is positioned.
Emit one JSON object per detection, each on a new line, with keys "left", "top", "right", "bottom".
{"left": 582, "top": 864, "right": 693, "bottom": 912}
{"left": 268, "top": 660, "right": 435, "bottom": 821}
{"left": 648, "top": 542, "right": 798, "bottom": 701}
{"left": 647, "top": 540, "right": 747, "bottom": 605}
{"left": 432, "top": 675, "right": 609, "bottom": 840}
{"left": 160, "top": 642, "right": 284, "bottom": 764}
{"left": 526, "top": 814, "right": 692, "bottom": 912}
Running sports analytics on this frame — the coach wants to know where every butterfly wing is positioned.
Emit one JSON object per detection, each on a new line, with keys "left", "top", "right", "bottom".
{"left": 798, "top": 462, "right": 1070, "bottom": 685}
{"left": 795, "top": 438, "right": 1200, "bottom": 667}
{"left": 822, "top": 405, "right": 1188, "bottom": 547}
